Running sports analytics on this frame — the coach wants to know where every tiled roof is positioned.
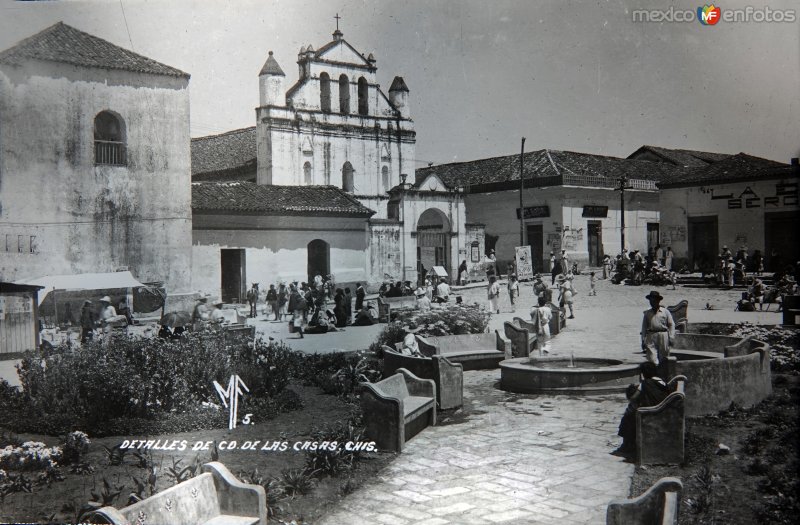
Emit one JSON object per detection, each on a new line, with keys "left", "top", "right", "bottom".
{"left": 628, "top": 145, "right": 731, "bottom": 167}
{"left": 415, "top": 149, "right": 689, "bottom": 191}
{"left": 192, "top": 182, "right": 375, "bottom": 216}
{"left": 191, "top": 127, "right": 257, "bottom": 179}
{"left": 259, "top": 51, "right": 285, "bottom": 76}
{"left": 0, "top": 22, "right": 188, "bottom": 78}
{"left": 389, "top": 76, "right": 409, "bottom": 92}
{"left": 658, "top": 153, "right": 794, "bottom": 188}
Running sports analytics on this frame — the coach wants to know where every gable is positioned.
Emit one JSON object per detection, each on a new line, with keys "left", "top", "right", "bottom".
{"left": 316, "top": 40, "right": 370, "bottom": 67}
{"left": 417, "top": 174, "right": 449, "bottom": 192}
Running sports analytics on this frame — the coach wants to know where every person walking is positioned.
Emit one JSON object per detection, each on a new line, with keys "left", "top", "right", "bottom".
{"left": 79, "top": 300, "right": 96, "bottom": 344}
{"left": 344, "top": 287, "right": 353, "bottom": 324}
{"left": 246, "top": 283, "right": 259, "bottom": 318}
{"left": 507, "top": 273, "right": 519, "bottom": 308}
{"left": 355, "top": 282, "right": 365, "bottom": 312}
{"left": 560, "top": 250, "right": 569, "bottom": 276}
{"left": 98, "top": 296, "right": 119, "bottom": 346}
{"left": 530, "top": 296, "right": 552, "bottom": 354}
{"left": 640, "top": 290, "right": 676, "bottom": 376}
{"left": 288, "top": 285, "right": 306, "bottom": 338}
{"left": 458, "top": 260, "right": 468, "bottom": 286}
{"left": 487, "top": 275, "right": 501, "bottom": 314}
{"left": 665, "top": 246, "right": 674, "bottom": 272}
{"left": 558, "top": 275, "right": 575, "bottom": 319}
{"left": 278, "top": 282, "right": 288, "bottom": 320}
{"left": 549, "top": 251, "right": 556, "bottom": 274}
{"left": 265, "top": 284, "right": 278, "bottom": 320}
{"left": 589, "top": 271, "right": 597, "bottom": 296}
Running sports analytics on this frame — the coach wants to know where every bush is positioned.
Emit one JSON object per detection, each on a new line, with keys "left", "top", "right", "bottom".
{"left": 9, "top": 331, "right": 303, "bottom": 435}
{"left": 731, "top": 323, "right": 800, "bottom": 373}
{"left": 393, "top": 303, "right": 490, "bottom": 337}
{"left": 299, "top": 351, "right": 381, "bottom": 396}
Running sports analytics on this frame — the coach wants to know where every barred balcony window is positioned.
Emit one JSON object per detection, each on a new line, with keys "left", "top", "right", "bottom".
{"left": 94, "top": 111, "right": 127, "bottom": 166}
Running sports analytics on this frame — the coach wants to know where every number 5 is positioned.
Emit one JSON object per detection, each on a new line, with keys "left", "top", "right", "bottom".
{"left": 242, "top": 413, "right": 253, "bottom": 425}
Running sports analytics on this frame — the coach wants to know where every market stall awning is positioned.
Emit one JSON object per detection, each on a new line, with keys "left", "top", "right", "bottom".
{"left": 17, "top": 271, "right": 146, "bottom": 305}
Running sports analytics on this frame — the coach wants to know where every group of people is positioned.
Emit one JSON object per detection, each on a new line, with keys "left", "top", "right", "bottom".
{"left": 79, "top": 295, "right": 131, "bottom": 344}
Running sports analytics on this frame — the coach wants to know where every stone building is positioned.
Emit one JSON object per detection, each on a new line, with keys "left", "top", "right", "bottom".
{"left": 415, "top": 149, "right": 687, "bottom": 273}
{"left": 656, "top": 154, "right": 798, "bottom": 271}
{"left": 192, "top": 28, "right": 468, "bottom": 293}
{"left": 0, "top": 23, "right": 193, "bottom": 293}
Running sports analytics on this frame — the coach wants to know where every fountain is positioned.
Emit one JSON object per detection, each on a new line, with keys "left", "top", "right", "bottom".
{"left": 499, "top": 356, "right": 641, "bottom": 395}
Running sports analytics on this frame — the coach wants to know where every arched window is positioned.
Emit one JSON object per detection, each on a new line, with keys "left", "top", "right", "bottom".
{"left": 94, "top": 111, "right": 126, "bottom": 165}
{"left": 320, "top": 72, "right": 331, "bottom": 113}
{"left": 339, "top": 74, "right": 350, "bottom": 114}
{"left": 303, "top": 161, "right": 312, "bottom": 185}
{"left": 357, "top": 77, "right": 369, "bottom": 115}
{"left": 381, "top": 166, "right": 390, "bottom": 192}
{"left": 342, "top": 161, "right": 354, "bottom": 193}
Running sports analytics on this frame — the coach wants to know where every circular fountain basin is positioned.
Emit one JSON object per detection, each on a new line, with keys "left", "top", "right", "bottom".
{"left": 500, "top": 357, "right": 641, "bottom": 395}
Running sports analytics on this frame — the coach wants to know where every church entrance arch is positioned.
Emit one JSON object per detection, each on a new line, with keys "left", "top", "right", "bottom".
{"left": 307, "top": 239, "right": 330, "bottom": 283}
{"left": 416, "top": 208, "right": 451, "bottom": 285}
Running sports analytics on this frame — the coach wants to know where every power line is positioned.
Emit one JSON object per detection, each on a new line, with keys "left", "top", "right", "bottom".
{"left": 119, "top": 0, "right": 134, "bottom": 50}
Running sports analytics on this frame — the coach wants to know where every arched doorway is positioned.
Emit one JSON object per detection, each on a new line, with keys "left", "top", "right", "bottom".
{"left": 416, "top": 208, "right": 451, "bottom": 285}
{"left": 307, "top": 239, "right": 330, "bottom": 283}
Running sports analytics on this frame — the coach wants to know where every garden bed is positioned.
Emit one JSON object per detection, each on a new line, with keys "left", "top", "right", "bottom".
{"left": 630, "top": 374, "right": 799, "bottom": 524}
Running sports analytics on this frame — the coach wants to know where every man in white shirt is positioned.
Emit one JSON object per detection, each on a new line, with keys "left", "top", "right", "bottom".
{"left": 209, "top": 300, "right": 227, "bottom": 325}
{"left": 435, "top": 278, "right": 451, "bottom": 303}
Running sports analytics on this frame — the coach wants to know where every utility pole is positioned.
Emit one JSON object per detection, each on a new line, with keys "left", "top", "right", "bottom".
{"left": 519, "top": 137, "right": 526, "bottom": 246}
{"left": 618, "top": 175, "right": 632, "bottom": 250}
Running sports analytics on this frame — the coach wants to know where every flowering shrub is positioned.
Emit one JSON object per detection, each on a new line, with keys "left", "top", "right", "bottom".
{"left": 0, "top": 442, "right": 62, "bottom": 471}
{"left": 732, "top": 323, "right": 800, "bottom": 373}
{"left": 62, "top": 431, "right": 91, "bottom": 465}
{"left": 11, "top": 331, "right": 303, "bottom": 435}
{"left": 392, "top": 303, "right": 491, "bottom": 337}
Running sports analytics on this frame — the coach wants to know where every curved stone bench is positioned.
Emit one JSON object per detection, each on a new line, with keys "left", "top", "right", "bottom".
{"left": 606, "top": 477, "right": 682, "bottom": 525}
{"left": 637, "top": 375, "right": 686, "bottom": 465}
{"left": 415, "top": 332, "right": 510, "bottom": 370}
{"left": 91, "top": 462, "right": 266, "bottom": 525}
{"left": 360, "top": 369, "right": 436, "bottom": 453}
{"left": 504, "top": 319, "right": 536, "bottom": 357}
{"left": 383, "top": 345, "right": 463, "bottom": 410}
{"left": 669, "top": 333, "right": 771, "bottom": 416}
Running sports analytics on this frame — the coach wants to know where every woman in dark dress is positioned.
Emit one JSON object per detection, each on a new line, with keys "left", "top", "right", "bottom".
{"left": 333, "top": 288, "right": 347, "bottom": 328}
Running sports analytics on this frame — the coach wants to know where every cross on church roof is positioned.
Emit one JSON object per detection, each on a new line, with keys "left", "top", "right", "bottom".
{"left": 334, "top": 13, "right": 341, "bottom": 31}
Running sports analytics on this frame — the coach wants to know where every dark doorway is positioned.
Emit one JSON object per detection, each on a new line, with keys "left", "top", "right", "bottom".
{"left": 587, "top": 221, "right": 603, "bottom": 266}
{"left": 688, "top": 216, "right": 718, "bottom": 271}
{"left": 307, "top": 239, "right": 330, "bottom": 283}
{"left": 764, "top": 211, "right": 800, "bottom": 272}
{"left": 221, "top": 249, "right": 246, "bottom": 303}
{"left": 526, "top": 224, "right": 544, "bottom": 273}
{"left": 646, "top": 222, "right": 660, "bottom": 256}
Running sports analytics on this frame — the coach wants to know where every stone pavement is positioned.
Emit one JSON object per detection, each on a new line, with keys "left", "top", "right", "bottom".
{"left": 321, "top": 370, "right": 631, "bottom": 525}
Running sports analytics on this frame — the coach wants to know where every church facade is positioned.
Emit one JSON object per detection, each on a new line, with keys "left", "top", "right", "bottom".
{"left": 191, "top": 28, "right": 470, "bottom": 296}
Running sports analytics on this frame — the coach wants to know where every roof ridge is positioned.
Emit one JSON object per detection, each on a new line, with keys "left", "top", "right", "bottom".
{"left": 191, "top": 126, "right": 257, "bottom": 141}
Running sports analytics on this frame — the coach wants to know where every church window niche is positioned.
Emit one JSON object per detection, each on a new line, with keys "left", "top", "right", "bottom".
{"left": 342, "top": 162, "right": 354, "bottom": 193}
{"left": 94, "top": 110, "right": 126, "bottom": 166}
{"left": 339, "top": 74, "right": 350, "bottom": 114}
{"left": 303, "top": 161, "right": 313, "bottom": 185}
{"left": 381, "top": 165, "right": 390, "bottom": 192}
{"left": 320, "top": 72, "right": 331, "bottom": 113}
{"left": 357, "top": 77, "right": 369, "bottom": 115}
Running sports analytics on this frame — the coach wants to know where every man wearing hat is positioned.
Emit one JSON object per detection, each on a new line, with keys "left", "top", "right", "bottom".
{"left": 192, "top": 293, "right": 210, "bottom": 330}
{"left": 79, "top": 300, "right": 96, "bottom": 344}
{"left": 246, "top": 283, "right": 260, "bottom": 318}
{"left": 98, "top": 296, "right": 118, "bottom": 345}
{"left": 209, "top": 299, "right": 226, "bottom": 326}
{"left": 640, "top": 291, "right": 676, "bottom": 372}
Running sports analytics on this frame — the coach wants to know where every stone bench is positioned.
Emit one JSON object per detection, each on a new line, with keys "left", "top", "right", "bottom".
{"left": 383, "top": 345, "right": 463, "bottom": 410}
{"left": 606, "top": 477, "right": 682, "bottom": 525}
{"left": 504, "top": 319, "right": 537, "bottom": 357}
{"left": 667, "top": 300, "right": 688, "bottom": 333}
{"left": 415, "top": 332, "right": 510, "bottom": 370}
{"left": 547, "top": 302, "right": 566, "bottom": 335}
{"left": 360, "top": 369, "right": 436, "bottom": 452}
{"left": 91, "top": 462, "right": 266, "bottom": 525}
{"left": 636, "top": 375, "right": 687, "bottom": 465}
{"left": 377, "top": 296, "right": 418, "bottom": 322}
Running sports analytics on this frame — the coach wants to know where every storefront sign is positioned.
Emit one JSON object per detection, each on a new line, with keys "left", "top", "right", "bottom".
{"left": 709, "top": 183, "right": 798, "bottom": 209}
{"left": 516, "top": 205, "right": 550, "bottom": 219}
{"left": 582, "top": 205, "right": 608, "bottom": 217}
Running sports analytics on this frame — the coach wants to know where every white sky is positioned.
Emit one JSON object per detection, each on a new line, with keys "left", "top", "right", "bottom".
{"left": 1, "top": 0, "right": 798, "bottom": 166}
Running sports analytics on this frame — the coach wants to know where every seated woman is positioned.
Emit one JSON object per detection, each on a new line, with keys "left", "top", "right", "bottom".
{"left": 353, "top": 302, "right": 379, "bottom": 326}
{"left": 398, "top": 327, "right": 424, "bottom": 357}
{"left": 613, "top": 361, "right": 669, "bottom": 457}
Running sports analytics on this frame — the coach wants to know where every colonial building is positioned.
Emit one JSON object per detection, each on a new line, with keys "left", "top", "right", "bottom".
{"left": 415, "top": 149, "right": 686, "bottom": 273}
{"left": 0, "top": 23, "right": 193, "bottom": 293}
{"left": 192, "top": 28, "right": 468, "bottom": 294}
{"left": 655, "top": 153, "right": 798, "bottom": 271}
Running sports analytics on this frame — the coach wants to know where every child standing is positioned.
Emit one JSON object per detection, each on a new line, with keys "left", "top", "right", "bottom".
{"left": 508, "top": 274, "right": 519, "bottom": 307}
{"left": 589, "top": 271, "right": 597, "bottom": 296}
